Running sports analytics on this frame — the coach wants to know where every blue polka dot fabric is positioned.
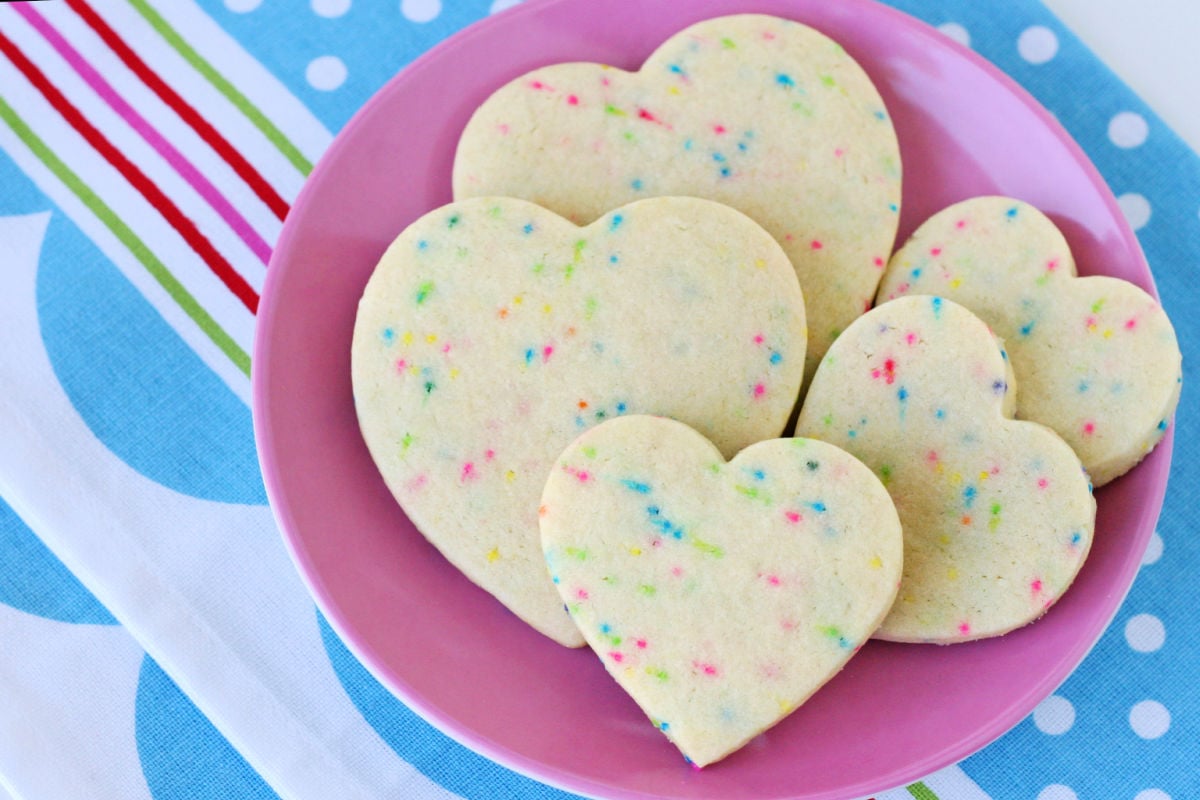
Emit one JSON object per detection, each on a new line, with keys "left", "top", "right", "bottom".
{"left": 0, "top": 1, "right": 1195, "bottom": 799}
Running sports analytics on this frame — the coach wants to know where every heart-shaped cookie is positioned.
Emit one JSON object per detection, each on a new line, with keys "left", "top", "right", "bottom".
{"left": 352, "top": 196, "right": 805, "bottom": 646}
{"left": 454, "top": 13, "right": 902, "bottom": 382}
{"left": 795, "top": 296, "right": 1096, "bottom": 643}
{"left": 877, "top": 196, "right": 1181, "bottom": 486}
{"left": 539, "top": 415, "right": 902, "bottom": 767}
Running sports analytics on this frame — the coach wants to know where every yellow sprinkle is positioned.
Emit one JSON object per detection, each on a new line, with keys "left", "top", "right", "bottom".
{"left": 939, "top": 534, "right": 952, "bottom": 546}
{"left": 486, "top": 547, "right": 500, "bottom": 563}
{"left": 949, "top": 471, "right": 962, "bottom": 485}
{"left": 947, "top": 567, "right": 959, "bottom": 580}
{"left": 668, "top": 85, "right": 680, "bottom": 95}
{"left": 408, "top": 365, "right": 419, "bottom": 375}
{"left": 755, "top": 258, "right": 766, "bottom": 269}
{"left": 504, "top": 470, "right": 515, "bottom": 482}
{"left": 449, "top": 368, "right": 460, "bottom": 379}
{"left": 868, "top": 555, "right": 883, "bottom": 569}
{"left": 777, "top": 699, "right": 795, "bottom": 714}
{"left": 513, "top": 295, "right": 524, "bottom": 305}
{"left": 402, "top": 331, "right": 414, "bottom": 345}
{"left": 628, "top": 546, "right": 642, "bottom": 556}
{"left": 950, "top": 278, "right": 963, "bottom": 289}
{"left": 426, "top": 333, "right": 437, "bottom": 343}
{"left": 979, "top": 471, "right": 990, "bottom": 481}
{"left": 1103, "top": 328, "right": 1114, "bottom": 339}
{"left": 542, "top": 304, "right": 552, "bottom": 314}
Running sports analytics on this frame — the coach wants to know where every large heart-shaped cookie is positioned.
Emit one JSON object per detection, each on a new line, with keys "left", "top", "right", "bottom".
{"left": 795, "top": 296, "right": 1096, "bottom": 643}
{"left": 352, "top": 196, "right": 805, "bottom": 646}
{"left": 877, "top": 196, "right": 1181, "bottom": 486}
{"left": 539, "top": 416, "right": 901, "bottom": 767}
{"left": 454, "top": 13, "right": 901, "bottom": 381}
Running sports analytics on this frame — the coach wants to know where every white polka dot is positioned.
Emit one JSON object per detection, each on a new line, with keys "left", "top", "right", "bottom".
{"left": 937, "top": 22, "right": 970, "bottom": 48}
{"left": 1134, "top": 790, "right": 1171, "bottom": 800}
{"left": 305, "top": 56, "right": 347, "bottom": 91}
{"left": 401, "top": 0, "right": 441, "bottom": 22}
{"left": 312, "top": 0, "right": 351, "bottom": 17}
{"left": 224, "top": 0, "right": 262, "bottom": 11}
{"left": 1143, "top": 530, "right": 1164, "bottom": 565}
{"left": 1033, "top": 694, "right": 1076, "bottom": 734}
{"left": 1018, "top": 26, "right": 1059, "bottom": 64}
{"left": 1125, "top": 613, "right": 1166, "bottom": 652}
{"left": 1037, "top": 785, "right": 1078, "bottom": 800}
{"left": 489, "top": 0, "right": 522, "bottom": 13}
{"left": 1110, "top": 111, "right": 1150, "bottom": 148}
{"left": 1118, "top": 193, "right": 1152, "bottom": 230}
{"left": 1130, "top": 700, "right": 1171, "bottom": 739}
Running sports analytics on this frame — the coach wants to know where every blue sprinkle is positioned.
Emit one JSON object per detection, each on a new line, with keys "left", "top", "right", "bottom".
{"left": 417, "top": 239, "right": 429, "bottom": 250}
{"left": 963, "top": 486, "right": 977, "bottom": 508}
{"left": 719, "top": 166, "right": 731, "bottom": 178}
{"left": 874, "top": 110, "right": 887, "bottom": 120}
{"left": 1078, "top": 381, "right": 1090, "bottom": 393}
{"left": 889, "top": 203, "right": 899, "bottom": 213}
{"left": 660, "top": 721, "right": 670, "bottom": 731}
{"left": 647, "top": 505, "right": 660, "bottom": 516}
{"left": 1158, "top": 420, "right": 1168, "bottom": 431}
{"left": 621, "top": 480, "right": 652, "bottom": 494}
{"left": 911, "top": 268, "right": 922, "bottom": 279}
{"left": 992, "top": 379, "right": 1007, "bottom": 394}
{"left": 1071, "top": 531, "right": 1083, "bottom": 546}
{"left": 610, "top": 214, "right": 624, "bottom": 231}
{"left": 616, "top": 402, "right": 627, "bottom": 414}
{"left": 600, "top": 623, "right": 611, "bottom": 633}
{"left": 631, "top": 179, "right": 644, "bottom": 190}
{"left": 381, "top": 327, "right": 395, "bottom": 343}
{"left": 752, "top": 469, "right": 765, "bottom": 481}
{"left": 775, "top": 73, "right": 795, "bottom": 88}
{"left": 668, "top": 63, "right": 684, "bottom": 75}
{"left": 575, "top": 416, "right": 585, "bottom": 428}
{"left": 838, "top": 637, "right": 852, "bottom": 649}
{"left": 683, "top": 139, "right": 693, "bottom": 151}
{"left": 897, "top": 387, "right": 909, "bottom": 401}
{"left": 1006, "top": 206, "right": 1019, "bottom": 218}
{"left": 522, "top": 223, "right": 534, "bottom": 234}
{"left": 552, "top": 576, "right": 560, "bottom": 584}
{"left": 1020, "top": 322, "right": 1035, "bottom": 337}
{"left": 848, "top": 430, "right": 857, "bottom": 438}
{"left": 609, "top": 254, "right": 619, "bottom": 264}
{"left": 931, "top": 297, "right": 943, "bottom": 318}
{"left": 737, "top": 141, "right": 748, "bottom": 151}
{"left": 712, "top": 152, "right": 726, "bottom": 163}
{"left": 769, "top": 351, "right": 783, "bottom": 365}
{"left": 935, "top": 408, "right": 946, "bottom": 420}
{"left": 524, "top": 348, "right": 534, "bottom": 364}
{"left": 808, "top": 501, "right": 827, "bottom": 513}
{"left": 672, "top": 527, "right": 685, "bottom": 540}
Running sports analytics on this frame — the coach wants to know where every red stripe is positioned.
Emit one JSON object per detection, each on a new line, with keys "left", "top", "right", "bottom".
{"left": 66, "top": 0, "right": 290, "bottom": 223}
{"left": 0, "top": 29, "right": 260, "bottom": 313}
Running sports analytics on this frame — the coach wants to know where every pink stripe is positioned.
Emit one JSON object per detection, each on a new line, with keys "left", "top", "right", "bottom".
{"left": 17, "top": 3, "right": 273, "bottom": 266}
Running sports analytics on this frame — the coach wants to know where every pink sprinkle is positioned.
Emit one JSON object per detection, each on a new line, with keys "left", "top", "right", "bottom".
{"left": 753, "top": 382, "right": 766, "bottom": 398}
{"left": 766, "top": 574, "right": 781, "bottom": 586}
{"left": 543, "top": 345, "right": 554, "bottom": 362}
{"left": 693, "top": 661, "right": 720, "bottom": 677}
{"left": 635, "top": 638, "right": 648, "bottom": 649}
{"left": 753, "top": 333, "right": 765, "bottom": 345}
{"left": 576, "top": 588, "right": 589, "bottom": 599}
{"left": 958, "top": 622, "right": 971, "bottom": 635}
{"left": 1031, "top": 579, "right": 1043, "bottom": 594}
{"left": 1037, "top": 477, "right": 1049, "bottom": 489}
{"left": 442, "top": 343, "right": 452, "bottom": 353}
{"left": 784, "top": 511, "right": 802, "bottom": 524}
{"left": 395, "top": 359, "right": 408, "bottom": 371}
{"left": 955, "top": 219, "right": 967, "bottom": 229}
{"left": 874, "top": 256, "right": 885, "bottom": 268}
{"left": 496, "top": 123, "right": 509, "bottom": 135}
{"left": 780, "top": 619, "right": 796, "bottom": 631}
{"left": 601, "top": 76, "right": 611, "bottom": 87}
{"left": 529, "top": 79, "right": 554, "bottom": 91}
{"left": 576, "top": 470, "right": 590, "bottom": 483}
{"left": 1125, "top": 318, "right": 1138, "bottom": 330}
{"left": 671, "top": 566, "right": 683, "bottom": 577}
{"left": 566, "top": 94, "right": 579, "bottom": 105}
{"left": 1047, "top": 258, "right": 1059, "bottom": 271}
{"left": 926, "top": 450, "right": 940, "bottom": 464}
{"left": 484, "top": 449, "right": 495, "bottom": 461}
{"left": 713, "top": 124, "right": 727, "bottom": 134}
{"left": 609, "top": 651, "right": 624, "bottom": 663}
{"left": 784, "top": 233, "right": 795, "bottom": 242}
{"left": 407, "top": 474, "right": 428, "bottom": 492}
{"left": 810, "top": 239, "right": 823, "bottom": 250}
{"left": 834, "top": 147, "right": 844, "bottom": 157}
{"left": 1083, "top": 421, "right": 1096, "bottom": 436}
{"left": 905, "top": 332, "right": 917, "bottom": 345}
{"left": 461, "top": 462, "right": 476, "bottom": 481}
{"left": 762, "top": 31, "right": 776, "bottom": 40}
{"left": 930, "top": 247, "right": 943, "bottom": 256}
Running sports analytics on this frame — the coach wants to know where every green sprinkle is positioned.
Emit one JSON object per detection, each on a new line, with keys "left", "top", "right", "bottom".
{"left": 691, "top": 537, "right": 724, "bottom": 558}
{"left": 401, "top": 433, "right": 413, "bottom": 451}
{"left": 639, "top": 584, "right": 657, "bottom": 596}
{"left": 582, "top": 446, "right": 597, "bottom": 459}
{"left": 565, "top": 547, "right": 589, "bottom": 561}
{"left": 720, "top": 37, "right": 736, "bottom": 48}
{"left": 585, "top": 296, "right": 598, "bottom": 319}
{"left": 447, "top": 214, "right": 460, "bottom": 228}
{"left": 646, "top": 667, "right": 669, "bottom": 682}
{"left": 605, "top": 104, "right": 626, "bottom": 117}
{"left": 415, "top": 280, "right": 434, "bottom": 305}
{"left": 735, "top": 484, "right": 759, "bottom": 499}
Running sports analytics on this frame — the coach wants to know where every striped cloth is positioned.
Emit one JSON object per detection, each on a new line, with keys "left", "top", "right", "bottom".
{"left": 0, "top": 1, "right": 1195, "bottom": 799}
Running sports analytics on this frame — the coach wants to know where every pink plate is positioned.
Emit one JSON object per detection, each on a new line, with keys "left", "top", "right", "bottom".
{"left": 253, "top": 1, "right": 1173, "bottom": 797}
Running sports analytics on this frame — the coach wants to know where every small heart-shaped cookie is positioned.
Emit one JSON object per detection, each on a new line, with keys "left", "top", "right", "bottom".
{"left": 352, "top": 196, "right": 805, "bottom": 646}
{"left": 877, "top": 196, "right": 1181, "bottom": 486}
{"left": 454, "top": 14, "right": 902, "bottom": 381}
{"left": 795, "top": 296, "right": 1096, "bottom": 643}
{"left": 540, "top": 415, "right": 902, "bottom": 767}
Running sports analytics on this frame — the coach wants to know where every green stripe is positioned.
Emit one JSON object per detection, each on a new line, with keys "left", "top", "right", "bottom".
{"left": 0, "top": 94, "right": 252, "bottom": 377}
{"left": 906, "top": 782, "right": 940, "bottom": 800}
{"left": 127, "top": 0, "right": 313, "bottom": 176}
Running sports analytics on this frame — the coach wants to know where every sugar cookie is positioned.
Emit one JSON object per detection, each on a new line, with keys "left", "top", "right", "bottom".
{"left": 878, "top": 196, "right": 1181, "bottom": 485}
{"left": 454, "top": 13, "right": 901, "bottom": 382}
{"left": 352, "top": 196, "right": 805, "bottom": 646}
{"left": 540, "top": 415, "right": 901, "bottom": 766}
{"left": 795, "top": 296, "right": 1095, "bottom": 643}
